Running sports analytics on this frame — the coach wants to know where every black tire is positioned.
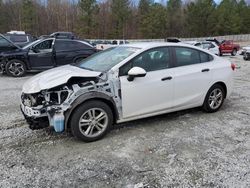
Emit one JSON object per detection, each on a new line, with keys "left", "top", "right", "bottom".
{"left": 219, "top": 50, "right": 223, "bottom": 56}
{"left": 70, "top": 100, "right": 113, "bottom": 142}
{"left": 202, "top": 84, "right": 225, "bottom": 113}
{"left": 231, "top": 49, "right": 237, "bottom": 56}
{"left": 243, "top": 54, "right": 248, "bottom": 60}
{"left": 5, "top": 59, "right": 27, "bottom": 77}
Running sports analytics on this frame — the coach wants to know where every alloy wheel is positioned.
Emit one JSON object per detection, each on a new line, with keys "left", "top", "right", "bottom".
{"left": 78, "top": 108, "right": 108, "bottom": 138}
{"left": 8, "top": 62, "right": 25, "bottom": 76}
{"left": 208, "top": 88, "right": 223, "bottom": 110}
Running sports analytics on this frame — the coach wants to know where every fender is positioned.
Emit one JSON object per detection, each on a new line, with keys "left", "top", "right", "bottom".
{"left": 64, "top": 91, "right": 119, "bottom": 129}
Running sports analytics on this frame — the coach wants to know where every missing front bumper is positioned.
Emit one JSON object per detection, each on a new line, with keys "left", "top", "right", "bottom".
{"left": 20, "top": 104, "right": 66, "bottom": 132}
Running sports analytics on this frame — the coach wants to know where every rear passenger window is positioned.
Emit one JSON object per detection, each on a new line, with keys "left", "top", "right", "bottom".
{"left": 175, "top": 47, "right": 200, "bottom": 66}
{"left": 200, "top": 51, "right": 213, "bottom": 63}
{"left": 175, "top": 47, "right": 213, "bottom": 66}
{"left": 55, "top": 40, "right": 91, "bottom": 51}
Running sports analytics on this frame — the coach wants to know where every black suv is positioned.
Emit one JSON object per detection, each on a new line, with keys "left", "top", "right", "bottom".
{"left": 0, "top": 37, "right": 97, "bottom": 77}
{"left": 4, "top": 33, "right": 34, "bottom": 47}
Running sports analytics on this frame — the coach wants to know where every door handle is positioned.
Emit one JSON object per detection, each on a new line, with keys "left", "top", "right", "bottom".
{"left": 161, "top": 76, "right": 172, "bottom": 81}
{"left": 201, "top": 68, "right": 210, "bottom": 72}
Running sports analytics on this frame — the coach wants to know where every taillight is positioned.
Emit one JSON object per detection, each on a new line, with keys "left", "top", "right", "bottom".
{"left": 231, "top": 63, "right": 236, "bottom": 71}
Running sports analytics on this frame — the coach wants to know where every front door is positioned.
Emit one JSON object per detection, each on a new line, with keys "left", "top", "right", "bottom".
{"left": 28, "top": 39, "right": 55, "bottom": 69}
{"left": 119, "top": 47, "right": 174, "bottom": 119}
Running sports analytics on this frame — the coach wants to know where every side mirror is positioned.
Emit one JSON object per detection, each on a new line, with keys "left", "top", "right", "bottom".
{"left": 127, "top": 67, "right": 147, "bottom": 82}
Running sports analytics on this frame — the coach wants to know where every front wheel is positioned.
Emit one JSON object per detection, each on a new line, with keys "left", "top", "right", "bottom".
{"left": 70, "top": 100, "right": 113, "bottom": 142}
{"left": 5, "top": 59, "right": 27, "bottom": 77}
{"left": 219, "top": 50, "right": 223, "bottom": 56}
{"left": 202, "top": 84, "right": 225, "bottom": 113}
{"left": 231, "top": 49, "right": 237, "bottom": 56}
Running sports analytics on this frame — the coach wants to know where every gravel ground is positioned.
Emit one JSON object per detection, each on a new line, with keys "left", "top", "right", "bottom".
{"left": 0, "top": 55, "right": 250, "bottom": 188}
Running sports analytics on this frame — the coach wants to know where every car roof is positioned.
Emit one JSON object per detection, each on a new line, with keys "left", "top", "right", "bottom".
{"left": 55, "top": 38, "right": 93, "bottom": 47}
{"left": 121, "top": 42, "right": 201, "bottom": 50}
{"left": 183, "top": 41, "right": 199, "bottom": 45}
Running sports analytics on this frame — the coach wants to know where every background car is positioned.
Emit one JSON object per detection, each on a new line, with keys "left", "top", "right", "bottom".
{"left": 96, "top": 39, "right": 128, "bottom": 50}
{"left": 0, "top": 37, "right": 97, "bottom": 77}
{"left": 20, "top": 42, "right": 234, "bottom": 142}
{"left": 49, "top": 32, "right": 77, "bottom": 39}
{"left": 206, "top": 38, "right": 240, "bottom": 56}
{"left": 0, "top": 34, "right": 20, "bottom": 53}
{"left": 218, "top": 40, "right": 240, "bottom": 56}
{"left": 4, "top": 31, "right": 35, "bottom": 47}
{"left": 243, "top": 48, "right": 250, "bottom": 60}
{"left": 184, "top": 41, "right": 219, "bottom": 55}
{"left": 239, "top": 45, "right": 250, "bottom": 55}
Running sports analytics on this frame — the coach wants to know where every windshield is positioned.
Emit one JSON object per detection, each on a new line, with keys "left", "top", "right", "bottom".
{"left": 22, "top": 39, "right": 41, "bottom": 49}
{"left": 76, "top": 46, "right": 140, "bottom": 72}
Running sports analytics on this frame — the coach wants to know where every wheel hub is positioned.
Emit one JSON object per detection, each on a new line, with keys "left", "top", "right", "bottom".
{"left": 78, "top": 108, "right": 108, "bottom": 138}
{"left": 208, "top": 88, "right": 223, "bottom": 110}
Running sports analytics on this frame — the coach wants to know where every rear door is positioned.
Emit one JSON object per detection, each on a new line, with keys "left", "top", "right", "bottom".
{"left": 172, "top": 47, "right": 213, "bottom": 109}
{"left": 55, "top": 40, "right": 95, "bottom": 66}
{"left": 28, "top": 39, "right": 55, "bottom": 69}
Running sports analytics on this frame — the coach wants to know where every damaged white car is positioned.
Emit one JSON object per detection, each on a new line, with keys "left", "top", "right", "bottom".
{"left": 21, "top": 43, "right": 235, "bottom": 142}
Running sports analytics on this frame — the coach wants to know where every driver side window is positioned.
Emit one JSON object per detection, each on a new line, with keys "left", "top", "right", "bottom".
{"left": 119, "top": 47, "right": 170, "bottom": 76}
{"left": 34, "top": 40, "right": 53, "bottom": 51}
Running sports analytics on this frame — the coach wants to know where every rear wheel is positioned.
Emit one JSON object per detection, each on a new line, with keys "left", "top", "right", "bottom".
{"left": 5, "top": 59, "right": 27, "bottom": 77}
{"left": 70, "top": 100, "right": 113, "bottom": 142}
{"left": 202, "top": 84, "right": 225, "bottom": 113}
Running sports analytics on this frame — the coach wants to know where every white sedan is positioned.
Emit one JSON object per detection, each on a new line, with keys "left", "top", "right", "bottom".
{"left": 21, "top": 42, "right": 235, "bottom": 142}
{"left": 184, "top": 41, "right": 220, "bottom": 55}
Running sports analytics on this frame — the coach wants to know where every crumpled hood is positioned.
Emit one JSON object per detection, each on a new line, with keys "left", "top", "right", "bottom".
{"left": 22, "top": 65, "right": 101, "bottom": 94}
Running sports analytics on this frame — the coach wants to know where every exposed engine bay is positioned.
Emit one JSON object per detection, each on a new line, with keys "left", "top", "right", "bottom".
{"left": 21, "top": 72, "right": 122, "bottom": 131}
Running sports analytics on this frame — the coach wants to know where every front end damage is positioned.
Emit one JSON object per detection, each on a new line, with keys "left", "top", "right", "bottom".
{"left": 20, "top": 74, "right": 121, "bottom": 132}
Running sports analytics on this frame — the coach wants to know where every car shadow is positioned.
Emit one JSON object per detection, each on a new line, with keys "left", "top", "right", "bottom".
{"left": 112, "top": 107, "right": 202, "bottom": 131}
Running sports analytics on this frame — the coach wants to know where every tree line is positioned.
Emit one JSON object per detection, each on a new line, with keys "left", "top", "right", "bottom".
{"left": 0, "top": 0, "right": 250, "bottom": 39}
